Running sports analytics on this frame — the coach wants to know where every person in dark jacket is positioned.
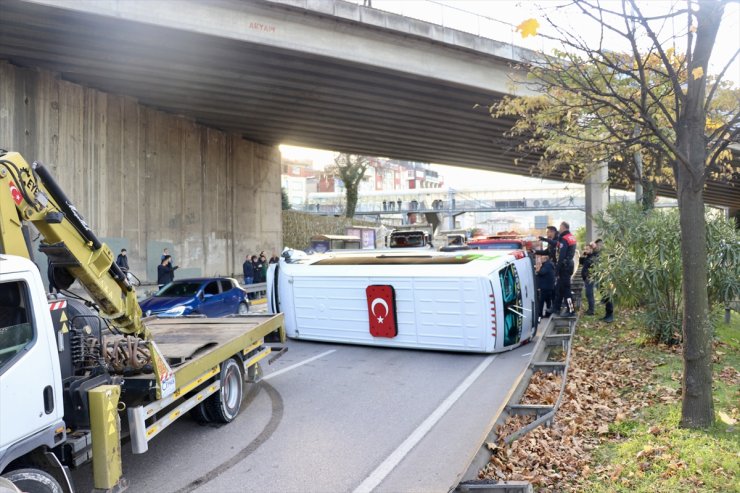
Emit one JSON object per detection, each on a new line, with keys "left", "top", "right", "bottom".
{"left": 243, "top": 255, "right": 255, "bottom": 300}
{"left": 534, "top": 225, "right": 558, "bottom": 264}
{"left": 547, "top": 221, "right": 577, "bottom": 317}
{"left": 116, "top": 248, "right": 129, "bottom": 272}
{"left": 157, "top": 255, "right": 178, "bottom": 289}
{"left": 593, "top": 239, "right": 614, "bottom": 323}
{"left": 243, "top": 255, "right": 255, "bottom": 285}
{"left": 536, "top": 254, "right": 556, "bottom": 321}
{"left": 579, "top": 242, "right": 599, "bottom": 315}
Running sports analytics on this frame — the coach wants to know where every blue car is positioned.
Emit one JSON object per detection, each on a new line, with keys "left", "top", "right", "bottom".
{"left": 140, "top": 277, "right": 249, "bottom": 318}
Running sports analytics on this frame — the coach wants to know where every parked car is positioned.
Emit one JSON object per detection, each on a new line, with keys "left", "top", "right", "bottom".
{"left": 140, "top": 277, "right": 249, "bottom": 317}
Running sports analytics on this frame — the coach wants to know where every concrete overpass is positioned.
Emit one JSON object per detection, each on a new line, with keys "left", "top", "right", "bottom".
{"left": 0, "top": 0, "right": 737, "bottom": 278}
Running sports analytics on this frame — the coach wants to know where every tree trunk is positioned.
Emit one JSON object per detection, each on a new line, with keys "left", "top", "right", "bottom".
{"left": 674, "top": 0, "right": 724, "bottom": 429}
{"left": 345, "top": 186, "right": 358, "bottom": 219}
{"left": 676, "top": 178, "right": 713, "bottom": 428}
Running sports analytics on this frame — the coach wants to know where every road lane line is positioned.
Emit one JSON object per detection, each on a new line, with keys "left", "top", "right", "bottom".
{"left": 353, "top": 355, "right": 497, "bottom": 493}
{"left": 264, "top": 349, "right": 337, "bottom": 380}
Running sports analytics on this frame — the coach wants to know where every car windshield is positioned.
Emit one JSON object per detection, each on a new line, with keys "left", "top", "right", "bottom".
{"left": 155, "top": 282, "right": 202, "bottom": 297}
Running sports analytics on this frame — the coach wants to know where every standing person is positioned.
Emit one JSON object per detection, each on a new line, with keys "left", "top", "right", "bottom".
{"left": 259, "top": 253, "right": 268, "bottom": 295}
{"left": 382, "top": 200, "right": 387, "bottom": 211}
{"left": 547, "top": 221, "right": 577, "bottom": 317}
{"left": 160, "top": 247, "right": 173, "bottom": 267}
{"left": 243, "top": 254, "right": 255, "bottom": 300}
{"left": 534, "top": 226, "right": 558, "bottom": 263}
{"left": 580, "top": 242, "right": 599, "bottom": 315}
{"left": 243, "top": 254, "right": 255, "bottom": 286}
{"left": 594, "top": 239, "right": 614, "bottom": 323}
{"left": 536, "top": 254, "right": 556, "bottom": 321}
{"left": 397, "top": 198, "right": 402, "bottom": 210}
{"left": 157, "top": 255, "right": 178, "bottom": 290}
{"left": 269, "top": 253, "right": 280, "bottom": 264}
{"left": 116, "top": 248, "right": 129, "bottom": 272}
{"left": 116, "top": 248, "right": 133, "bottom": 283}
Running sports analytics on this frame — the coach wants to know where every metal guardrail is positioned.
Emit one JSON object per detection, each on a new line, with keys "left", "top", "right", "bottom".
{"left": 453, "top": 276, "right": 584, "bottom": 492}
{"left": 242, "top": 282, "right": 268, "bottom": 294}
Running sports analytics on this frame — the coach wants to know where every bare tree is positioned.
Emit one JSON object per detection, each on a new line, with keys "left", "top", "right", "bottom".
{"left": 493, "top": 0, "right": 739, "bottom": 428}
{"left": 327, "top": 153, "right": 371, "bottom": 218}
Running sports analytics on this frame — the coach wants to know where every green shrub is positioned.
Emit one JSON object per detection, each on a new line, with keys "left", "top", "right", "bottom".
{"left": 594, "top": 203, "right": 739, "bottom": 344}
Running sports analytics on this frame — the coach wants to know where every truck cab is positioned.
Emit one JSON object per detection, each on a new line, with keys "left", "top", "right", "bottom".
{"left": 0, "top": 255, "right": 67, "bottom": 489}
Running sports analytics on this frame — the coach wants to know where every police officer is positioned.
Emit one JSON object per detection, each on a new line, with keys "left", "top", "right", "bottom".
{"left": 534, "top": 225, "right": 558, "bottom": 263}
{"left": 547, "top": 221, "right": 577, "bottom": 316}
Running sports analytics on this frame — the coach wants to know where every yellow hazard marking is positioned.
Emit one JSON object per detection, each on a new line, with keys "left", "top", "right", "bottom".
{"left": 108, "top": 422, "right": 116, "bottom": 435}
{"left": 60, "top": 311, "right": 68, "bottom": 322}
{"left": 107, "top": 400, "right": 114, "bottom": 411}
{"left": 60, "top": 322, "right": 69, "bottom": 334}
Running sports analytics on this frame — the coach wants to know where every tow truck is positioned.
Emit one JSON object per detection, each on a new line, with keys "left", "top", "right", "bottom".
{"left": 0, "top": 151, "right": 285, "bottom": 492}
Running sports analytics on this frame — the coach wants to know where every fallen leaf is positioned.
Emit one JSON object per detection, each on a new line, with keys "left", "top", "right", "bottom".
{"left": 718, "top": 411, "right": 737, "bottom": 425}
{"left": 516, "top": 18, "right": 540, "bottom": 38}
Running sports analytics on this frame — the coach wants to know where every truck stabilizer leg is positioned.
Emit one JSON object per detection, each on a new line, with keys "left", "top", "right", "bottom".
{"left": 88, "top": 385, "right": 127, "bottom": 493}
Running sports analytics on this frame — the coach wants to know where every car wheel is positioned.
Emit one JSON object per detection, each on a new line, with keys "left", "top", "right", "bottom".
{"left": 237, "top": 302, "right": 249, "bottom": 315}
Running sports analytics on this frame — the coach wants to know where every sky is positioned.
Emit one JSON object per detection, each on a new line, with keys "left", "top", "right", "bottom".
{"left": 282, "top": 1, "right": 740, "bottom": 191}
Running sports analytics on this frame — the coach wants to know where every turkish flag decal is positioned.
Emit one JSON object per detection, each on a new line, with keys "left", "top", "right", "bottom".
{"left": 8, "top": 180, "right": 23, "bottom": 205}
{"left": 366, "top": 285, "right": 398, "bottom": 338}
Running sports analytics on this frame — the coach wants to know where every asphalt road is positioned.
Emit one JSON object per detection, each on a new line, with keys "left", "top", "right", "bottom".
{"left": 71, "top": 320, "right": 539, "bottom": 493}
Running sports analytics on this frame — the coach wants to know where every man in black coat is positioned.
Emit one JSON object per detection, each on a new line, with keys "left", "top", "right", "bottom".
{"left": 580, "top": 242, "right": 599, "bottom": 315}
{"left": 534, "top": 226, "right": 558, "bottom": 264}
{"left": 536, "top": 254, "right": 556, "bottom": 321}
{"left": 157, "top": 255, "right": 178, "bottom": 289}
{"left": 547, "top": 221, "right": 577, "bottom": 317}
{"left": 115, "top": 248, "right": 129, "bottom": 272}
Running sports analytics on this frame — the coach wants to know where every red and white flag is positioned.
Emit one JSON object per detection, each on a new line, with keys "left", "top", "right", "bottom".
{"left": 8, "top": 180, "right": 23, "bottom": 205}
{"left": 366, "top": 285, "right": 398, "bottom": 338}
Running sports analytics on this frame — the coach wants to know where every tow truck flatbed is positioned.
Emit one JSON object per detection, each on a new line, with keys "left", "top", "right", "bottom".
{"left": 146, "top": 315, "right": 285, "bottom": 389}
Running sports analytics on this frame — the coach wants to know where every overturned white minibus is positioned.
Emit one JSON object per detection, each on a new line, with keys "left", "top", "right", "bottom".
{"left": 267, "top": 249, "right": 537, "bottom": 353}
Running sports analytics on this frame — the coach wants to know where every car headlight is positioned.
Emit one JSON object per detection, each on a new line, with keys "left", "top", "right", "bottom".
{"left": 163, "top": 305, "right": 188, "bottom": 316}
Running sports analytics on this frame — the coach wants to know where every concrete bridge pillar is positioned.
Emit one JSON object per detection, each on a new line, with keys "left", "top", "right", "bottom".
{"left": 584, "top": 162, "right": 609, "bottom": 242}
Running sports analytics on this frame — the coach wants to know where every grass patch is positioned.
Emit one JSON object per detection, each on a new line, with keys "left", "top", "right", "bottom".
{"left": 581, "top": 311, "right": 740, "bottom": 493}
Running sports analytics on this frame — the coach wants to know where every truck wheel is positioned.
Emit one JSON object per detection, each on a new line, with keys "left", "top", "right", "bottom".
{"left": 190, "top": 400, "right": 214, "bottom": 424}
{"left": 3, "top": 468, "right": 63, "bottom": 493}
{"left": 237, "top": 302, "right": 249, "bottom": 315}
{"left": 206, "top": 357, "right": 244, "bottom": 423}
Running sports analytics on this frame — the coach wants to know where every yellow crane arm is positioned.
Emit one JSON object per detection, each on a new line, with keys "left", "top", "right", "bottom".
{"left": 0, "top": 151, "right": 146, "bottom": 338}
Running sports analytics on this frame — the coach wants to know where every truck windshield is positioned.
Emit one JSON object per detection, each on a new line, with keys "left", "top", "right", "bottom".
{"left": 389, "top": 233, "right": 425, "bottom": 247}
{"left": 155, "top": 282, "right": 202, "bottom": 297}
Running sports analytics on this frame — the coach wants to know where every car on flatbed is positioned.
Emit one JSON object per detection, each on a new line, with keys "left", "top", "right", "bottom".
{"left": 140, "top": 277, "right": 249, "bottom": 317}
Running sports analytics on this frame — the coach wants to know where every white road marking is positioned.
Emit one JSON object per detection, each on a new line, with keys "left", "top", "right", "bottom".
{"left": 263, "top": 349, "right": 337, "bottom": 380}
{"left": 353, "top": 355, "right": 497, "bottom": 493}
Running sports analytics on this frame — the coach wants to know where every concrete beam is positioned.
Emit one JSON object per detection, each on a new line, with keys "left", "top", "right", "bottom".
{"left": 24, "top": 0, "right": 532, "bottom": 96}
{"left": 584, "top": 162, "right": 609, "bottom": 242}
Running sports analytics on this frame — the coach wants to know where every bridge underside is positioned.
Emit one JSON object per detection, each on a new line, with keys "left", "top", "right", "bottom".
{"left": 0, "top": 0, "right": 737, "bottom": 208}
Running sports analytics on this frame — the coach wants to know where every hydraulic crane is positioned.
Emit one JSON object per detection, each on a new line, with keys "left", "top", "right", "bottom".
{"left": 0, "top": 150, "right": 147, "bottom": 338}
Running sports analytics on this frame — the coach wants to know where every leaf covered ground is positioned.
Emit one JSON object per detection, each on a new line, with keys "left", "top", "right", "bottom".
{"left": 480, "top": 310, "right": 740, "bottom": 492}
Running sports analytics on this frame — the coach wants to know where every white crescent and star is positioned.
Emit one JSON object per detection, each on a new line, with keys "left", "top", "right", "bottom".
{"left": 370, "top": 297, "right": 389, "bottom": 324}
